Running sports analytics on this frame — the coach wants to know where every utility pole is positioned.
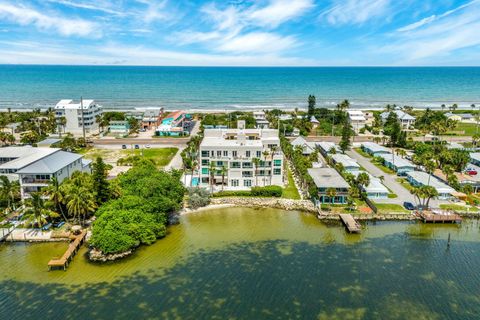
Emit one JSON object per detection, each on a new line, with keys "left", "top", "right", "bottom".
{"left": 81, "top": 97, "right": 86, "bottom": 141}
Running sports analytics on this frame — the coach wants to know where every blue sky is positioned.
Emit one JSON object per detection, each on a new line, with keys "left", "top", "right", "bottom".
{"left": 0, "top": 0, "right": 479, "bottom": 66}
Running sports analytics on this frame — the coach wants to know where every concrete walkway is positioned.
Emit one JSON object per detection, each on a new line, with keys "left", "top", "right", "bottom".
{"left": 165, "top": 146, "right": 185, "bottom": 170}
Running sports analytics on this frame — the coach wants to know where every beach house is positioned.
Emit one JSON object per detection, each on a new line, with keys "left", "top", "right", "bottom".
{"left": 198, "top": 120, "right": 284, "bottom": 190}
{"left": 352, "top": 172, "right": 388, "bottom": 199}
{"left": 316, "top": 142, "right": 340, "bottom": 156}
{"left": 377, "top": 153, "right": 416, "bottom": 175}
{"left": 0, "top": 146, "right": 91, "bottom": 199}
{"left": 54, "top": 99, "right": 103, "bottom": 136}
{"left": 156, "top": 111, "right": 188, "bottom": 136}
{"left": 291, "top": 136, "right": 315, "bottom": 155}
{"left": 308, "top": 168, "right": 349, "bottom": 204}
{"left": 331, "top": 154, "right": 360, "bottom": 173}
{"left": 470, "top": 153, "right": 480, "bottom": 166}
{"left": 380, "top": 110, "right": 416, "bottom": 129}
{"left": 108, "top": 120, "right": 130, "bottom": 135}
{"left": 361, "top": 142, "right": 391, "bottom": 157}
{"left": 141, "top": 109, "right": 164, "bottom": 129}
{"left": 405, "top": 171, "right": 456, "bottom": 200}
{"left": 445, "top": 113, "right": 474, "bottom": 123}
{"left": 347, "top": 110, "right": 366, "bottom": 132}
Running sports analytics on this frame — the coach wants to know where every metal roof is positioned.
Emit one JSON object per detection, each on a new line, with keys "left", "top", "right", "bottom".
{"left": 406, "top": 171, "right": 455, "bottom": 193}
{"left": 331, "top": 154, "right": 360, "bottom": 169}
{"left": 361, "top": 142, "right": 391, "bottom": 154}
{"left": 378, "top": 153, "right": 415, "bottom": 168}
{"left": 17, "top": 151, "right": 82, "bottom": 174}
{"left": 0, "top": 146, "right": 59, "bottom": 170}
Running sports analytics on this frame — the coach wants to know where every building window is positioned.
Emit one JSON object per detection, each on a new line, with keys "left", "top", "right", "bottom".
{"left": 231, "top": 162, "right": 241, "bottom": 168}
{"left": 274, "top": 159, "right": 282, "bottom": 166}
{"left": 232, "top": 151, "right": 237, "bottom": 157}
{"left": 244, "top": 179, "right": 252, "bottom": 187}
{"left": 217, "top": 161, "right": 224, "bottom": 167}
{"left": 201, "top": 159, "right": 209, "bottom": 166}
{"left": 217, "top": 151, "right": 222, "bottom": 157}
{"left": 201, "top": 150, "right": 209, "bottom": 157}
{"left": 274, "top": 168, "right": 281, "bottom": 175}
{"left": 201, "top": 177, "right": 209, "bottom": 184}
{"left": 202, "top": 168, "right": 209, "bottom": 175}
{"left": 242, "top": 162, "right": 252, "bottom": 168}
{"left": 246, "top": 151, "right": 251, "bottom": 157}
{"left": 223, "top": 150, "right": 228, "bottom": 157}
{"left": 256, "top": 151, "right": 261, "bottom": 158}
{"left": 231, "top": 179, "right": 239, "bottom": 187}
{"left": 242, "top": 171, "right": 253, "bottom": 178}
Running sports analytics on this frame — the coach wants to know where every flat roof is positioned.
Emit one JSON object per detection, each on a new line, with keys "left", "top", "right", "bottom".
{"left": 308, "top": 168, "right": 349, "bottom": 189}
{"left": 54, "top": 99, "right": 97, "bottom": 109}
{"left": 361, "top": 142, "right": 391, "bottom": 153}
{"left": 17, "top": 151, "right": 83, "bottom": 174}
{"left": 331, "top": 154, "right": 360, "bottom": 169}
{"left": 201, "top": 137, "right": 263, "bottom": 147}
{"left": 378, "top": 153, "right": 415, "bottom": 168}
{"left": 470, "top": 153, "right": 480, "bottom": 162}
{"left": 406, "top": 171, "right": 455, "bottom": 193}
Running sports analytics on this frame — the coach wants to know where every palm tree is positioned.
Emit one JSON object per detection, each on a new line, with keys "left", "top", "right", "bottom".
{"left": 450, "top": 103, "right": 458, "bottom": 112}
{"left": 356, "top": 172, "right": 370, "bottom": 189}
{"left": 220, "top": 166, "right": 227, "bottom": 191}
{"left": 65, "top": 186, "right": 96, "bottom": 225}
{"left": 209, "top": 162, "right": 216, "bottom": 193}
{"left": 22, "top": 192, "right": 59, "bottom": 228}
{"left": 326, "top": 187, "right": 337, "bottom": 205}
{"left": 396, "top": 149, "right": 407, "bottom": 158}
{"left": 43, "top": 177, "right": 68, "bottom": 222}
{"left": 0, "top": 176, "right": 20, "bottom": 211}
{"left": 262, "top": 150, "right": 270, "bottom": 186}
{"left": 424, "top": 159, "right": 437, "bottom": 186}
{"left": 252, "top": 157, "right": 260, "bottom": 186}
{"left": 441, "top": 104, "right": 446, "bottom": 112}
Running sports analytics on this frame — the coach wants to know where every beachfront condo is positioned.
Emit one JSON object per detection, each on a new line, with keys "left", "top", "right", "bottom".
{"left": 0, "top": 146, "right": 91, "bottom": 199}
{"left": 54, "top": 99, "right": 103, "bottom": 136}
{"left": 198, "top": 120, "right": 284, "bottom": 190}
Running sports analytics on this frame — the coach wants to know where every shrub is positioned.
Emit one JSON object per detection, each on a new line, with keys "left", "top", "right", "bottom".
{"left": 188, "top": 188, "right": 211, "bottom": 209}
{"left": 212, "top": 190, "right": 252, "bottom": 197}
{"left": 251, "top": 186, "right": 282, "bottom": 197}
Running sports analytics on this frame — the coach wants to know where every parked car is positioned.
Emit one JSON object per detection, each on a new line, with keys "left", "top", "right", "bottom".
{"left": 403, "top": 202, "right": 416, "bottom": 210}
{"left": 122, "top": 144, "right": 127, "bottom": 149}
{"left": 145, "top": 144, "right": 151, "bottom": 149}
{"left": 134, "top": 144, "right": 140, "bottom": 149}
{"left": 465, "top": 168, "right": 477, "bottom": 175}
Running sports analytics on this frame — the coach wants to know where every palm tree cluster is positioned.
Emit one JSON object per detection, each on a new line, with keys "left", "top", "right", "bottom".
{"left": 410, "top": 185, "right": 438, "bottom": 209}
{"left": 0, "top": 176, "right": 21, "bottom": 214}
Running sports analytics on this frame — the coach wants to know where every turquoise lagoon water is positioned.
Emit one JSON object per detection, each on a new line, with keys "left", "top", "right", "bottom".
{"left": 0, "top": 66, "right": 479, "bottom": 110}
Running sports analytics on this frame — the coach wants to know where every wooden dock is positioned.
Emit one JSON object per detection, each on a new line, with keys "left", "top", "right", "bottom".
{"left": 339, "top": 214, "right": 361, "bottom": 233}
{"left": 48, "top": 230, "right": 87, "bottom": 271}
{"left": 417, "top": 211, "right": 462, "bottom": 224}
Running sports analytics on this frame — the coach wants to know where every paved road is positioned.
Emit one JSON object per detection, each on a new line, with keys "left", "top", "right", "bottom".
{"left": 305, "top": 135, "right": 474, "bottom": 143}
{"left": 347, "top": 149, "right": 449, "bottom": 207}
{"left": 347, "top": 149, "right": 416, "bottom": 205}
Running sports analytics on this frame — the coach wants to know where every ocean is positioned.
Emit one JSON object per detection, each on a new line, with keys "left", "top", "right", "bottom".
{"left": 0, "top": 65, "right": 479, "bottom": 111}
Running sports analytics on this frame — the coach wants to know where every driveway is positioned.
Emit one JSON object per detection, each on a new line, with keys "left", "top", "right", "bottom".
{"left": 347, "top": 149, "right": 416, "bottom": 205}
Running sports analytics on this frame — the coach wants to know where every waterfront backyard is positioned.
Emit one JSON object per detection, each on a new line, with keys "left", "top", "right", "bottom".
{"left": 1, "top": 207, "right": 480, "bottom": 319}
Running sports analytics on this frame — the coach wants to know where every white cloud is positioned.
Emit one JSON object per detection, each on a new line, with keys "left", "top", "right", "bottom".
{"left": 247, "top": 0, "right": 314, "bottom": 28}
{"left": 321, "top": 0, "right": 391, "bottom": 26}
{"left": 45, "top": 0, "right": 125, "bottom": 16}
{"left": 217, "top": 32, "right": 297, "bottom": 53}
{"left": 0, "top": 2, "right": 99, "bottom": 37}
{"left": 384, "top": 0, "right": 480, "bottom": 62}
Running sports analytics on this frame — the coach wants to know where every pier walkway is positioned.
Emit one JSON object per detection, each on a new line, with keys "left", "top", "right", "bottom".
{"left": 48, "top": 230, "right": 87, "bottom": 271}
{"left": 417, "top": 211, "right": 462, "bottom": 224}
{"left": 339, "top": 214, "right": 362, "bottom": 233}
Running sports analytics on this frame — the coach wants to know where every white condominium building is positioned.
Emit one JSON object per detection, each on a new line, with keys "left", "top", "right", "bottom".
{"left": 54, "top": 99, "right": 103, "bottom": 136}
{"left": 199, "top": 120, "right": 284, "bottom": 189}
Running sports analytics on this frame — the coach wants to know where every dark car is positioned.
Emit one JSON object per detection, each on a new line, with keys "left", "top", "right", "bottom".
{"left": 403, "top": 202, "right": 416, "bottom": 210}
{"left": 134, "top": 144, "right": 140, "bottom": 149}
{"left": 122, "top": 144, "right": 127, "bottom": 149}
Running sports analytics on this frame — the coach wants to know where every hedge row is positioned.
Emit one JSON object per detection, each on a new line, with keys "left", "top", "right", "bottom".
{"left": 212, "top": 186, "right": 283, "bottom": 198}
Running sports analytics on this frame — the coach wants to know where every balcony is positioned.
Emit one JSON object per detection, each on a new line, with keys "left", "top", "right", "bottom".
{"left": 22, "top": 178, "right": 50, "bottom": 184}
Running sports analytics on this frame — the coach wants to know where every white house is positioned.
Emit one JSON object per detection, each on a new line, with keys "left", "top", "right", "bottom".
{"left": 0, "top": 146, "right": 91, "bottom": 199}
{"left": 54, "top": 99, "right": 103, "bottom": 136}
{"left": 331, "top": 154, "right": 360, "bottom": 173}
{"left": 380, "top": 110, "right": 416, "bottom": 129}
{"left": 405, "top": 171, "right": 456, "bottom": 200}
{"left": 347, "top": 110, "right": 366, "bottom": 132}
{"left": 291, "top": 136, "right": 315, "bottom": 155}
{"left": 198, "top": 121, "right": 284, "bottom": 190}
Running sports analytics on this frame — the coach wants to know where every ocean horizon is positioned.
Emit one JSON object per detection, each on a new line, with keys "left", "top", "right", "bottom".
{"left": 0, "top": 65, "right": 479, "bottom": 111}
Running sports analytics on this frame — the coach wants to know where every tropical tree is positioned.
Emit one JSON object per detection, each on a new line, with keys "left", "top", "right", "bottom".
{"left": 262, "top": 150, "right": 270, "bottom": 186}
{"left": 450, "top": 103, "right": 458, "bottom": 112}
{"left": 356, "top": 172, "right": 370, "bottom": 190}
{"left": 410, "top": 186, "right": 438, "bottom": 209}
{"left": 220, "top": 166, "right": 227, "bottom": 191}
{"left": 307, "top": 95, "right": 316, "bottom": 116}
{"left": 209, "top": 161, "right": 216, "bottom": 193}
{"left": 92, "top": 157, "right": 111, "bottom": 204}
{"left": 462, "top": 184, "right": 474, "bottom": 195}
{"left": 339, "top": 119, "right": 352, "bottom": 153}
{"left": 424, "top": 159, "right": 437, "bottom": 186}
{"left": 65, "top": 186, "right": 97, "bottom": 225}
{"left": 252, "top": 157, "right": 260, "bottom": 186}
{"left": 22, "top": 192, "right": 59, "bottom": 228}
{"left": 326, "top": 187, "right": 337, "bottom": 205}
{"left": 0, "top": 176, "right": 20, "bottom": 211}
{"left": 43, "top": 177, "right": 68, "bottom": 221}
{"left": 441, "top": 104, "right": 446, "bottom": 112}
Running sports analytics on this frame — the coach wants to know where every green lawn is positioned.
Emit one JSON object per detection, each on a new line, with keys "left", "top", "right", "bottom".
{"left": 373, "top": 203, "right": 408, "bottom": 213}
{"left": 371, "top": 160, "right": 395, "bottom": 174}
{"left": 447, "top": 123, "right": 479, "bottom": 136}
{"left": 123, "top": 148, "right": 178, "bottom": 167}
{"left": 282, "top": 167, "right": 301, "bottom": 200}
{"left": 439, "top": 204, "right": 479, "bottom": 212}
{"left": 353, "top": 147, "right": 372, "bottom": 158}
{"left": 396, "top": 178, "right": 414, "bottom": 192}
